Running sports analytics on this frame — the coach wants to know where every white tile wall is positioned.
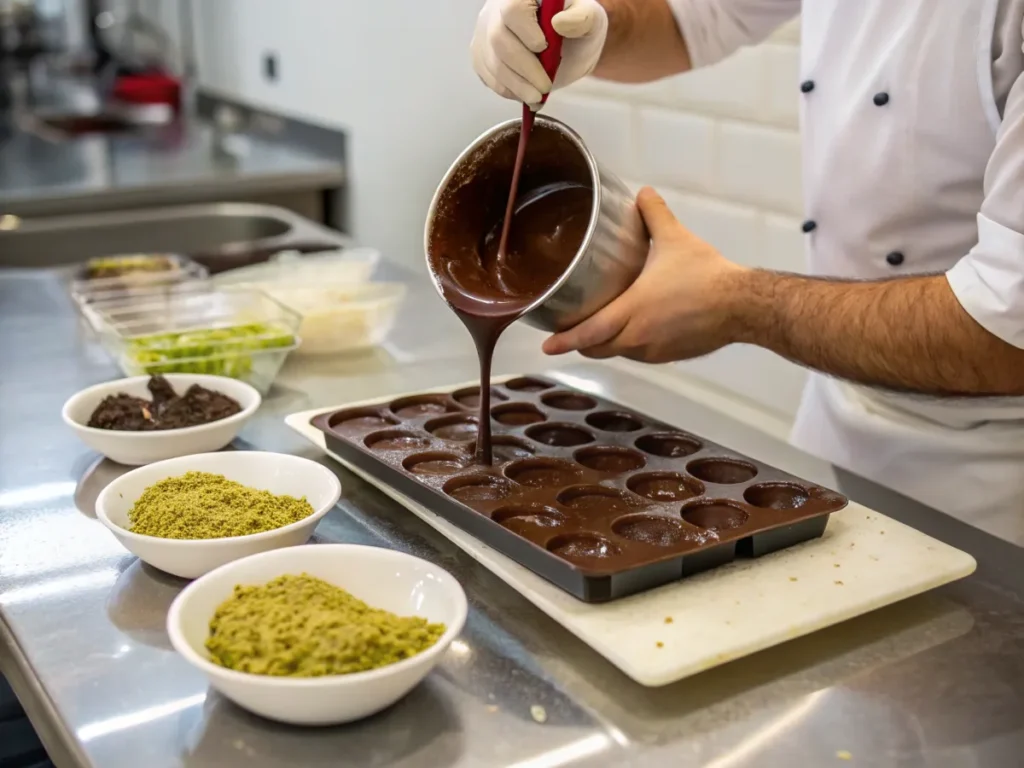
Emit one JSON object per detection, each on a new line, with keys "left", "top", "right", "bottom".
{"left": 551, "top": 20, "right": 809, "bottom": 424}
{"left": 635, "top": 107, "right": 716, "bottom": 193}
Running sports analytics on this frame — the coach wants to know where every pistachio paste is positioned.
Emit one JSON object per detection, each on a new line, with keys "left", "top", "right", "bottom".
{"left": 128, "top": 471, "right": 313, "bottom": 539}
{"left": 206, "top": 574, "right": 446, "bottom": 677}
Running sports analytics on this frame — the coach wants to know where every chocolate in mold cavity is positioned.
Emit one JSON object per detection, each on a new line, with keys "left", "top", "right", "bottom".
{"left": 504, "top": 376, "right": 555, "bottom": 392}
{"left": 389, "top": 394, "right": 454, "bottom": 419}
{"left": 612, "top": 515, "right": 690, "bottom": 547}
{"left": 541, "top": 391, "right": 598, "bottom": 411}
{"left": 586, "top": 411, "right": 643, "bottom": 433}
{"left": 525, "top": 422, "right": 594, "bottom": 447}
{"left": 635, "top": 432, "right": 702, "bottom": 458}
{"left": 364, "top": 430, "right": 431, "bottom": 452}
{"left": 744, "top": 483, "right": 809, "bottom": 510}
{"left": 687, "top": 458, "right": 758, "bottom": 485}
{"left": 426, "top": 122, "right": 592, "bottom": 465}
{"left": 557, "top": 485, "right": 633, "bottom": 515}
{"left": 466, "top": 436, "right": 535, "bottom": 463}
{"left": 443, "top": 474, "right": 512, "bottom": 504}
{"left": 492, "top": 505, "right": 567, "bottom": 536}
{"left": 574, "top": 446, "right": 646, "bottom": 475}
{"left": 452, "top": 386, "right": 508, "bottom": 409}
{"left": 328, "top": 407, "right": 398, "bottom": 434}
{"left": 505, "top": 457, "right": 582, "bottom": 488}
{"left": 403, "top": 452, "right": 468, "bottom": 476}
{"left": 547, "top": 533, "right": 621, "bottom": 562}
{"left": 424, "top": 414, "right": 479, "bottom": 442}
{"left": 628, "top": 472, "right": 703, "bottom": 502}
{"left": 681, "top": 501, "right": 749, "bottom": 531}
{"left": 492, "top": 403, "right": 547, "bottom": 426}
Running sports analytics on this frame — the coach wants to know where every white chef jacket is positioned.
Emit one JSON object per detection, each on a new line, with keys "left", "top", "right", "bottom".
{"left": 667, "top": 0, "right": 1024, "bottom": 529}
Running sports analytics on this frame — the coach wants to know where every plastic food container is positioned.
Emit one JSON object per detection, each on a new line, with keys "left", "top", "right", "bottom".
{"left": 80, "top": 279, "right": 214, "bottom": 333}
{"left": 212, "top": 247, "right": 380, "bottom": 289}
{"left": 266, "top": 282, "right": 407, "bottom": 355}
{"left": 78, "top": 253, "right": 186, "bottom": 282}
{"left": 72, "top": 254, "right": 208, "bottom": 304}
{"left": 96, "top": 289, "right": 302, "bottom": 394}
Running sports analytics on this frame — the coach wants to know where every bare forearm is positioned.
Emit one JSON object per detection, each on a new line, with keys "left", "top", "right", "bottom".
{"left": 593, "top": 0, "right": 691, "bottom": 82}
{"left": 732, "top": 270, "right": 1024, "bottom": 396}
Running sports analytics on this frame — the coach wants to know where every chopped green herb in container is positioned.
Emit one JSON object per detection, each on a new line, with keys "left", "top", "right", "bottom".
{"left": 119, "top": 322, "right": 298, "bottom": 392}
{"left": 98, "top": 289, "right": 302, "bottom": 393}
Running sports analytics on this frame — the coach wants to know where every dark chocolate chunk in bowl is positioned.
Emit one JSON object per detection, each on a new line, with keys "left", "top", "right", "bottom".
{"left": 311, "top": 375, "right": 847, "bottom": 603}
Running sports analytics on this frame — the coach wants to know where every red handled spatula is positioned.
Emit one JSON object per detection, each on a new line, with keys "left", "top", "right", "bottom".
{"left": 496, "top": 0, "right": 567, "bottom": 268}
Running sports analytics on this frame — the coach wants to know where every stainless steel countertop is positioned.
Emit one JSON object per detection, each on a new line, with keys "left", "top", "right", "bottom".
{"left": 2, "top": 265, "right": 1024, "bottom": 767}
{"left": 0, "top": 85, "right": 344, "bottom": 218}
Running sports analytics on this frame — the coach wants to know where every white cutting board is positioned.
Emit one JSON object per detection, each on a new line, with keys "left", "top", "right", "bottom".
{"left": 285, "top": 377, "right": 976, "bottom": 687}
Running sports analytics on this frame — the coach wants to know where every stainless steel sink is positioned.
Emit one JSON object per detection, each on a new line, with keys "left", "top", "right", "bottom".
{"left": 0, "top": 202, "right": 349, "bottom": 271}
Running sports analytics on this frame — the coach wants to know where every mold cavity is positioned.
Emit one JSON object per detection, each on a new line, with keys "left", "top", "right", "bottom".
{"left": 681, "top": 501, "right": 749, "bottom": 531}
{"left": 425, "top": 413, "right": 479, "bottom": 442}
{"left": 504, "top": 376, "right": 555, "bottom": 392}
{"left": 492, "top": 403, "right": 547, "bottom": 426}
{"left": 744, "top": 482, "right": 809, "bottom": 510}
{"left": 556, "top": 485, "right": 632, "bottom": 515}
{"left": 612, "top": 514, "right": 688, "bottom": 547}
{"left": 452, "top": 386, "right": 508, "bottom": 409}
{"left": 492, "top": 505, "right": 566, "bottom": 534}
{"left": 525, "top": 422, "right": 594, "bottom": 447}
{"left": 364, "top": 429, "right": 430, "bottom": 452}
{"left": 540, "top": 391, "right": 598, "bottom": 411}
{"left": 574, "top": 446, "right": 646, "bottom": 475}
{"left": 469, "top": 436, "right": 535, "bottom": 463}
{"left": 504, "top": 458, "right": 582, "bottom": 488}
{"left": 547, "top": 533, "right": 621, "bottom": 562}
{"left": 687, "top": 458, "right": 757, "bottom": 484}
{"left": 627, "top": 472, "right": 703, "bottom": 502}
{"left": 389, "top": 394, "right": 454, "bottom": 419}
{"left": 443, "top": 474, "right": 512, "bottom": 504}
{"left": 585, "top": 411, "right": 643, "bottom": 432}
{"left": 635, "top": 432, "right": 702, "bottom": 458}
{"left": 327, "top": 407, "right": 398, "bottom": 433}
{"left": 402, "top": 452, "right": 468, "bottom": 476}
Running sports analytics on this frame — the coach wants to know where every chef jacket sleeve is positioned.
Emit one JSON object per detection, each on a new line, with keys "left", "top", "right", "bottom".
{"left": 667, "top": 0, "right": 801, "bottom": 68}
{"left": 947, "top": 69, "right": 1024, "bottom": 349}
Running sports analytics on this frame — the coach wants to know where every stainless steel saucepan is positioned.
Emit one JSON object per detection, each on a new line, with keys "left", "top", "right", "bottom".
{"left": 424, "top": 115, "right": 648, "bottom": 332}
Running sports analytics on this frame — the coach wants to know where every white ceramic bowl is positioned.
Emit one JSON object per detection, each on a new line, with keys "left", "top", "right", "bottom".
{"left": 95, "top": 451, "right": 341, "bottom": 579}
{"left": 62, "top": 374, "right": 261, "bottom": 465}
{"left": 167, "top": 544, "right": 467, "bottom": 725}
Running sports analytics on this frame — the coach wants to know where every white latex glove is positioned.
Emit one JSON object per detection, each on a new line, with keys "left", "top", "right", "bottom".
{"left": 471, "top": 0, "right": 609, "bottom": 106}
